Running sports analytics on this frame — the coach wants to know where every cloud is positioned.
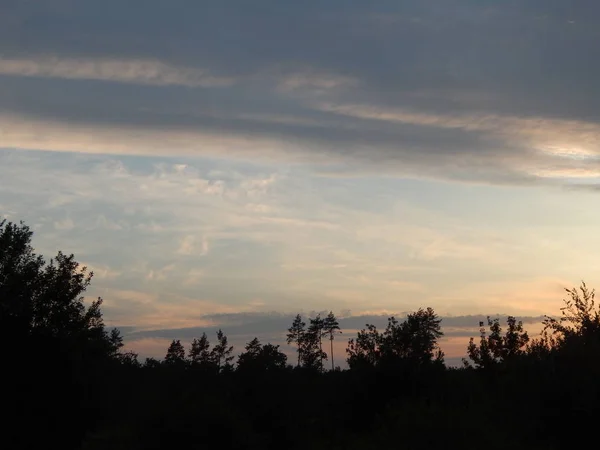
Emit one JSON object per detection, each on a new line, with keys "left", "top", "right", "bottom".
{"left": 316, "top": 102, "right": 600, "bottom": 159}
{"left": 53, "top": 217, "right": 74, "bottom": 230}
{"left": 275, "top": 70, "right": 357, "bottom": 93}
{"left": 99, "top": 288, "right": 267, "bottom": 330}
{"left": 123, "top": 310, "right": 543, "bottom": 342}
{"left": 177, "top": 235, "right": 210, "bottom": 257}
{"left": 6, "top": 149, "right": 597, "bottom": 320}
{"left": 81, "top": 262, "right": 121, "bottom": 280}
{"left": 2, "top": 1, "right": 600, "bottom": 187}
{"left": 177, "top": 236, "right": 196, "bottom": 256}
{"left": 0, "top": 56, "right": 235, "bottom": 87}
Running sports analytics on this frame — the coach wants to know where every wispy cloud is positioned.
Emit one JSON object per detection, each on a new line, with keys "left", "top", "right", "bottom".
{"left": 0, "top": 56, "right": 235, "bottom": 87}
{"left": 316, "top": 102, "right": 600, "bottom": 156}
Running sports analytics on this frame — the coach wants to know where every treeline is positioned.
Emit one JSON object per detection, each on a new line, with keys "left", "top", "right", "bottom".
{"left": 141, "top": 307, "right": 444, "bottom": 374}
{"left": 2, "top": 219, "right": 600, "bottom": 450}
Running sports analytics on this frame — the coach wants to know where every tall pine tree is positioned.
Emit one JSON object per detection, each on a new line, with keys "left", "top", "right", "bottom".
{"left": 286, "top": 314, "right": 305, "bottom": 367}
{"left": 323, "top": 311, "right": 341, "bottom": 371}
{"left": 210, "top": 329, "right": 234, "bottom": 372}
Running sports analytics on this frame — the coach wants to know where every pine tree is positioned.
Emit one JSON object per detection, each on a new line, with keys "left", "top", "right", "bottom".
{"left": 188, "top": 332, "right": 211, "bottom": 366}
{"left": 323, "top": 311, "right": 341, "bottom": 371}
{"left": 286, "top": 314, "right": 305, "bottom": 367}
{"left": 165, "top": 339, "right": 186, "bottom": 366}
{"left": 210, "top": 329, "right": 234, "bottom": 372}
{"left": 304, "top": 315, "right": 327, "bottom": 372}
{"left": 309, "top": 314, "right": 326, "bottom": 371}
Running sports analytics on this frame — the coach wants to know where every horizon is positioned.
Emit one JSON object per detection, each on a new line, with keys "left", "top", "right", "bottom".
{"left": 3, "top": 1, "right": 600, "bottom": 365}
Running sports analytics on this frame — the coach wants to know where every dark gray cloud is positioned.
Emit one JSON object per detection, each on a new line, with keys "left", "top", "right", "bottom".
{"left": 123, "top": 311, "right": 546, "bottom": 341}
{"left": 2, "top": 1, "right": 600, "bottom": 185}
{"left": 3, "top": 1, "right": 598, "bottom": 107}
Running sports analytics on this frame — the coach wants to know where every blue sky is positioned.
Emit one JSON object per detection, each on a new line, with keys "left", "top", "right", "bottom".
{"left": 2, "top": 1, "right": 600, "bottom": 362}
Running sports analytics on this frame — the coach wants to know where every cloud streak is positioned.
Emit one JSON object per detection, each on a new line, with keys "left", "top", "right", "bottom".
{"left": 0, "top": 56, "right": 235, "bottom": 87}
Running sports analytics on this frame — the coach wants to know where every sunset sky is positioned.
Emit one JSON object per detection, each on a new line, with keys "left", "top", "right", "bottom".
{"left": 2, "top": 1, "right": 599, "bottom": 364}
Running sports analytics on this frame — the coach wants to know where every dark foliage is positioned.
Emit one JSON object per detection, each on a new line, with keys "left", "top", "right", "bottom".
{"left": 1, "top": 220, "right": 130, "bottom": 449}
{"left": 346, "top": 307, "right": 444, "bottom": 371}
{"left": 464, "top": 315, "right": 530, "bottom": 369}
{"left": 236, "top": 337, "right": 288, "bottom": 373}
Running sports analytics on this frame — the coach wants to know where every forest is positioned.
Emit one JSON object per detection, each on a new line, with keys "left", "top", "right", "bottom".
{"left": 2, "top": 218, "right": 599, "bottom": 449}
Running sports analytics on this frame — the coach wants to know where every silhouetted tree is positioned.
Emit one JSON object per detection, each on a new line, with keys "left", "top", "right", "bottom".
{"left": 238, "top": 337, "right": 261, "bottom": 363}
{"left": 286, "top": 314, "right": 305, "bottom": 367}
{"left": 165, "top": 339, "right": 186, "bottom": 366}
{"left": 536, "top": 282, "right": 600, "bottom": 447}
{"left": 346, "top": 323, "right": 380, "bottom": 370}
{"left": 107, "top": 327, "right": 140, "bottom": 366}
{"left": 543, "top": 282, "right": 600, "bottom": 349}
{"left": 380, "top": 307, "right": 444, "bottom": 366}
{"left": 300, "top": 315, "right": 327, "bottom": 371}
{"left": 346, "top": 308, "right": 444, "bottom": 370}
{"left": 260, "top": 343, "right": 288, "bottom": 370}
{"left": 465, "top": 316, "right": 529, "bottom": 369}
{"left": 188, "top": 332, "right": 212, "bottom": 366}
{"left": 210, "top": 329, "right": 234, "bottom": 372}
{"left": 323, "top": 311, "right": 341, "bottom": 371}
{"left": 0, "top": 219, "right": 43, "bottom": 338}
{"left": 0, "top": 218, "right": 126, "bottom": 360}
{"left": 311, "top": 314, "right": 327, "bottom": 371}
{"left": 0, "top": 219, "right": 128, "bottom": 448}
{"left": 237, "top": 337, "right": 288, "bottom": 373}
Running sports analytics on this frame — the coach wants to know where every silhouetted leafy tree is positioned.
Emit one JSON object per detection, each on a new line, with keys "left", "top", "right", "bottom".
{"left": 260, "top": 343, "right": 288, "bottom": 370}
{"left": 0, "top": 219, "right": 128, "bottom": 448}
{"left": 0, "top": 219, "right": 43, "bottom": 338}
{"left": 0, "top": 218, "right": 126, "bottom": 360}
{"left": 237, "top": 337, "right": 288, "bottom": 373}
{"left": 346, "top": 323, "right": 380, "bottom": 370}
{"left": 210, "top": 329, "right": 234, "bottom": 372}
{"left": 382, "top": 307, "right": 444, "bottom": 366}
{"left": 347, "top": 308, "right": 444, "bottom": 370}
{"left": 543, "top": 282, "right": 600, "bottom": 350}
{"left": 323, "top": 311, "right": 341, "bottom": 371}
{"left": 286, "top": 313, "right": 305, "bottom": 367}
{"left": 165, "top": 339, "right": 186, "bottom": 366}
{"left": 465, "top": 316, "right": 529, "bottom": 369}
{"left": 537, "top": 282, "right": 600, "bottom": 446}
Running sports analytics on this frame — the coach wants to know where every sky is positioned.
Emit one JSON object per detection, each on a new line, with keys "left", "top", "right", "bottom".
{"left": 2, "top": 1, "right": 600, "bottom": 365}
